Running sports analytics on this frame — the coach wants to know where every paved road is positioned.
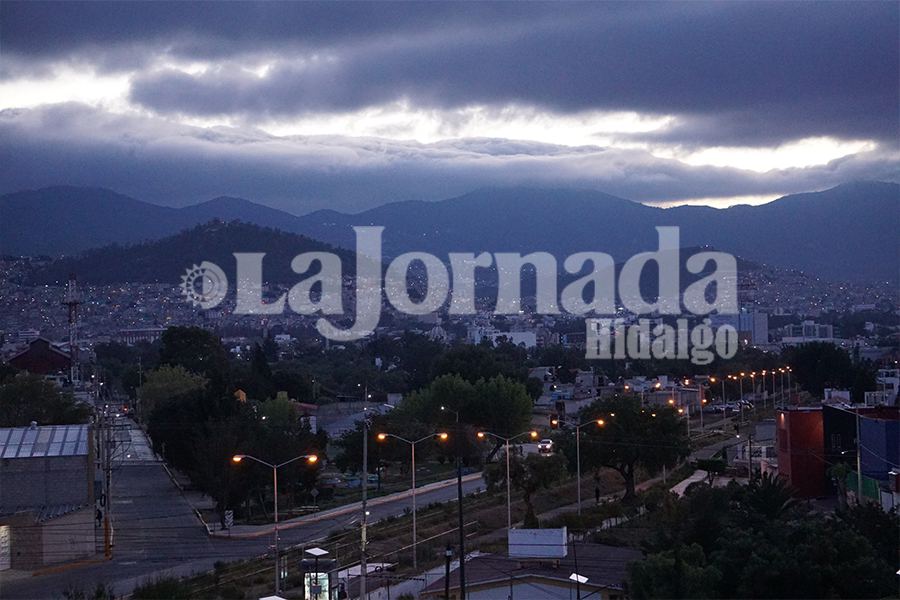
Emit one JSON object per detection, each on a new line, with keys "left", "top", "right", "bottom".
{"left": 1, "top": 459, "right": 484, "bottom": 599}
{"left": 1, "top": 417, "right": 739, "bottom": 598}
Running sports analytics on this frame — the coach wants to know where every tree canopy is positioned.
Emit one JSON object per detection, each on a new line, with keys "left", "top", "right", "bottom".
{"left": 629, "top": 479, "right": 899, "bottom": 599}
{"left": 0, "top": 372, "right": 91, "bottom": 427}
{"left": 557, "top": 396, "right": 689, "bottom": 499}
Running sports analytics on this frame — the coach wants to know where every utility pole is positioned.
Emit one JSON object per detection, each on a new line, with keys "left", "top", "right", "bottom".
{"left": 747, "top": 429, "right": 754, "bottom": 482}
{"left": 137, "top": 356, "right": 143, "bottom": 422}
{"left": 855, "top": 409, "right": 863, "bottom": 503}
{"left": 455, "top": 420, "right": 466, "bottom": 600}
{"left": 441, "top": 405, "right": 466, "bottom": 599}
{"left": 103, "top": 414, "right": 112, "bottom": 559}
{"left": 273, "top": 465, "right": 279, "bottom": 592}
{"left": 360, "top": 384, "right": 368, "bottom": 600}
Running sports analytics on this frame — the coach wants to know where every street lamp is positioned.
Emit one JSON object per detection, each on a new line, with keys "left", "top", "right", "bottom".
{"left": 786, "top": 366, "right": 792, "bottom": 400}
{"left": 232, "top": 453, "right": 318, "bottom": 593}
{"left": 772, "top": 369, "right": 778, "bottom": 408}
{"left": 554, "top": 417, "right": 607, "bottom": 515}
{"left": 476, "top": 430, "right": 538, "bottom": 530}
{"left": 779, "top": 368, "right": 786, "bottom": 406}
{"left": 440, "top": 405, "right": 466, "bottom": 599}
{"left": 677, "top": 406, "right": 690, "bottom": 436}
{"left": 376, "top": 431, "right": 448, "bottom": 569}
{"left": 750, "top": 372, "right": 757, "bottom": 414}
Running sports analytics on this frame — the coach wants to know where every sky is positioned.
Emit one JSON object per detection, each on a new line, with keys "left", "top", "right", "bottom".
{"left": 0, "top": 1, "right": 897, "bottom": 214}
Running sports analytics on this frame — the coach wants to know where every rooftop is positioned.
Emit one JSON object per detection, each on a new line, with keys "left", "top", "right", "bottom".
{"left": 422, "top": 542, "right": 643, "bottom": 595}
{"left": 0, "top": 423, "right": 90, "bottom": 459}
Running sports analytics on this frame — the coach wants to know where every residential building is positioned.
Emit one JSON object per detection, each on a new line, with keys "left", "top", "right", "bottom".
{"left": 776, "top": 407, "right": 825, "bottom": 497}
{"left": 7, "top": 338, "right": 71, "bottom": 376}
{"left": 421, "top": 528, "right": 642, "bottom": 600}
{"left": 778, "top": 405, "right": 900, "bottom": 508}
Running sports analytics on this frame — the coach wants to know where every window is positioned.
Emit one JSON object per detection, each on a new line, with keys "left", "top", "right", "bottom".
{"left": 830, "top": 433, "right": 842, "bottom": 451}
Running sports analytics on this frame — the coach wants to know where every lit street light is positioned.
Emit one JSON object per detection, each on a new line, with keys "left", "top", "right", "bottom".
{"left": 553, "top": 417, "right": 608, "bottom": 515}
{"left": 232, "top": 453, "right": 318, "bottom": 593}
{"left": 475, "top": 430, "right": 538, "bottom": 530}
{"left": 376, "top": 431, "right": 449, "bottom": 569}
{"left": 440, "top": 405, "right": 466, "bottom": 599}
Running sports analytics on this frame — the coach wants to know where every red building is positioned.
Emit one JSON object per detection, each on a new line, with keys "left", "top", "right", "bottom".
{"left": 776, "top": 407, "right": 825, "bottom": 497}
{"left": 7, "top": 338, "right": 71, "bottom": 376}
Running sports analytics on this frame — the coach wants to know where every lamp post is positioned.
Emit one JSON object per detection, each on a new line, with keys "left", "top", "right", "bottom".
{"left": 750, "top": 372, "right": 757, "bottom": 415}
{"left": 376, "top": 431, "right": 449, "bottom": 569}
{"left": 678, "top": 406, "right": 690, "bottom": 436}
{"left": 760, "top": 371, "right": 767, "bottom": 409}
{"left": 553, "top": 417, "right": 607, "bottom": 515}
{"left": 786, "top": 366, "right": 792, "bottom": 400}
{"left": 440, "top": 405, "right": 466, "bottom": 599}
{"left": 779, "top": 368, "right": 786, "bottom": 406}
{"left": 232, "top": 453, "right": 319, "bottom": 593}
{"left": 358, "top": 383, "right": 374, "bottom": 599}
{"left": 772, "top": 370, "right": 778, "bottom": 409}
{"left": 476, "top": 430, "right": 538, "bottom": 529}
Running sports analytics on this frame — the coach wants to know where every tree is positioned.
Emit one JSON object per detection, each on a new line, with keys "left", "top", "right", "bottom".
{"left": 430, "top": 343, "right": 528, "bottom": 384}
{"left": 486, "top": 453, "right": 566, "bottom": 527}
{"left": 470, "top": 376, "right": 533, "bottom": 434}
{"left": 631, "top": 474, "right": 898, "bottom": 598}
{"left": 838, "top": 503, "right": 899, "bottom": 568}
{"left": 470, "top": 376, "right": 534, "bottom": 460}
{"left": 60, "top": 583, "right": 116, "bottom": 600}
{"left": 744, "top": 472, "right": 797, "bottom": 519}
{"left": 398, "top": 374, "right": 531, "bottom": 461}
{"left": 189, "top": 415, "right": 257, "bottom": 518}
{"left": 574, "top": 396, "right": 689, "bottom": 500}
{"left": 783, "top": 342, "right": 875, "bottom": 401}
{"left": 244, "top": 342, "right": 274, "bottom": 400}
{"left": 158, "top": 326, "right": 230, "bottom": 394}
{"left": 138, "top": 365, "right": 207, "bottom": 419}
{"left": 400, "top": 374, "right": 476, "bottom": 423}
{"left": 270, "top": 367, "right": 314, "bottom": 402}
{"left": 0, "top": 373, "right": 91, "bottom": 427}
{"left": 629, "top": 543, "right": 722, "bottom": 599}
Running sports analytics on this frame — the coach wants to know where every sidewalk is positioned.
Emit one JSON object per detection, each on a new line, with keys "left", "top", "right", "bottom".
{"left": 211, "top": 472, "right": 484, "bottom": 539}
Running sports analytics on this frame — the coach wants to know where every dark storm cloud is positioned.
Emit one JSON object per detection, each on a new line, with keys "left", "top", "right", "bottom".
{"left": 2, "top": 1, "right": 897, "bottom": 146}
{"left": 0, "top": 2, "right": 554, "bottom": 71}
{"left": 1, "top": 104, "right": 896, "bottom": 214}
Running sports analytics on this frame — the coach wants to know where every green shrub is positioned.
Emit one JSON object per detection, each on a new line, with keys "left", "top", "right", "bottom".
{"left": 132, "top": 577, "right": 193, "bottom": 600}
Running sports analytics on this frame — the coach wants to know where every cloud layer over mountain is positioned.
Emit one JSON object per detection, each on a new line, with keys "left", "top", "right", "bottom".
{"left": 0, "top": 2, "right": 897, "bottom": 212}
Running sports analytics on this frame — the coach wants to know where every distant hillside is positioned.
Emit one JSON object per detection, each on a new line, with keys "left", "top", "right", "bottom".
{"left": 291, "top": 182, "right": 899, "bottom": 282}
{"left": 3, "top": 181, "right": 897, "bottom": 282}
{"left": 27, "top": 221, "right": 357, "bottom": 286}
{"left": 27, "top": 221, "right": 761, "bottom": 314}
{"left": 0, "top": 187, "right": 289, "bottom": 257}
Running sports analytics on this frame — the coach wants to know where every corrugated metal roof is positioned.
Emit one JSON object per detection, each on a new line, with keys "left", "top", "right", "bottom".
{"left": 0, "top": 424, "right": 90, "bottom": 459}
{"left": 0, "top": 503, "right": 88, "bottom": 523}
{"left": 36, "top": 503, "right": 88, "bottom": 523}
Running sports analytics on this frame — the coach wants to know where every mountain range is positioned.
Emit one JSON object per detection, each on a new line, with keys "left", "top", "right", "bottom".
{"left": 2, "top": 181, "right": 897, "bottom": 282}
{"left": 26, "top": 221, "right": 356, "bottom": 286}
